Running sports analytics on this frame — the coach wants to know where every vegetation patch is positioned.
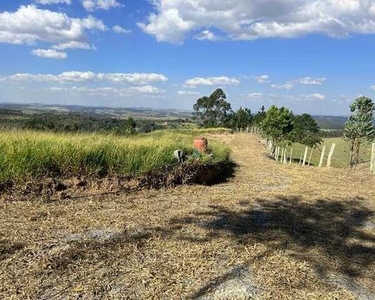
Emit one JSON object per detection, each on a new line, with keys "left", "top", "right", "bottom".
{"left": 0, "top": 130, "right": 231, "bottom": 199}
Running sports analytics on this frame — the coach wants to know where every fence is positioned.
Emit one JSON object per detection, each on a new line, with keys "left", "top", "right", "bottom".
{"left": 267, "top": 140, "right": 375, "bottom": 172}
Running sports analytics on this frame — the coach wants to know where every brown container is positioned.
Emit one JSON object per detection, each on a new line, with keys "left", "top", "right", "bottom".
{"left": 193, "top": 137, "right": 208, "bottom": 153}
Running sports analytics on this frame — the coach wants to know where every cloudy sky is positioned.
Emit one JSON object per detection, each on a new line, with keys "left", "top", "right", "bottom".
{"left": 1, "top": 0, "right": 375, "bottom": 115}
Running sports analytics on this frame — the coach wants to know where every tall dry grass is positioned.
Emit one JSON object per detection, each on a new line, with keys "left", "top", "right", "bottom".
{"left": 0, "top": 130, "right": 230, "bottom": 182}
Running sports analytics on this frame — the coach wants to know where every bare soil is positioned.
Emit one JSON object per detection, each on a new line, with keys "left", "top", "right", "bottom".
{"left": 1, "top": 133, "right": 375, "bottom": 299}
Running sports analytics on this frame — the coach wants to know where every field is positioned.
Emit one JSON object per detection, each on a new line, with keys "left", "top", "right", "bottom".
{"left": 1, "top": 133, "right": 374, "bottom": 299}
{"left": 290, "top": 137, "right": 373, "bottom": 169}
{"left": 0, "top": 129, "right": 230, "bottom": 183}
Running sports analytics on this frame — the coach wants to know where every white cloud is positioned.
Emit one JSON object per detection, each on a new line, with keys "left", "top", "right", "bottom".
{"left": 139, "top": 0, "right": 375, "bottom": 44}
{"left": 300, "top": 93, "right": 326, "bottom": 100}
{"left": 82, "top": 0, "right": 122, "bottom": 12}
{"left": 112, "top": 25, "right": 131, "bottom": 34}
{"left": 370, "top": 85, "right": 375, "bottom": 91}
{"left": 252, "top": 75, "right": 326, "bottom": 89}
{"left": 184, "top": 76, "right": 240, "bottom": 87}
{"left": 177, "top": 90, "right": 201, "bottom": 96}
{"left": 294, "top": 77, "right": 326, "bottom": 85}
{"left": 252, "top": 75, "right": 270, "bottom": 84}
{"left": 52, "top": 41, "right": 95, "bottom": 50}
{"left": 0, "top": 5, "right": 106, "bottom": 53}
{"left": 31, "top": 49, "right": 67, "bottom": 59}
{"left": 241, "top": 92, "right": 326, "bottom": 101}
{"left": 46, "top": 85, "right": 164, "bottom": 96}
{"left": 245, "top": 92, "right": 263, "bottom": 99}
{"left": 271, "top": 83, "right": 294, "bottom": 90}
{"left": 128, "top": 86, "right": 165, "bottom": 94}
{"left": 5, "top": 71, "right": 168, "bottom": 85}
{"left": 36, "top": 0, "right": 71, "bottom": 4}
{"left": 196, "top": 30, "right": 220, "bottom": 41}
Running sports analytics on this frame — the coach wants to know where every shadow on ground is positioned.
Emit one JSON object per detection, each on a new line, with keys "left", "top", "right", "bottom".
{"left": 170, "top": 196, "right": 375, "bottom": 279}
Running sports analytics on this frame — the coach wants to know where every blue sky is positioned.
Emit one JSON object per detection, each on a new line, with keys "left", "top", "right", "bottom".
{"left": 1, "top": 0, "right": 375, "bottom": 115}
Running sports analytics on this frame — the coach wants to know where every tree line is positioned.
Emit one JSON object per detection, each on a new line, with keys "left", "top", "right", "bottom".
{"left": 193, "top": 88, "right": 322, "bottom": 148}
{"left": 193, "top": 89, "right": 375, "bottom": 168}
{"left": 0, "top": 111, "right": 166, "bottom": 134}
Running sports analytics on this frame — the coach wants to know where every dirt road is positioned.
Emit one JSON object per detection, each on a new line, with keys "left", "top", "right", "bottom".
{"left": 1, "top": 134, "right": 375, "bottom": 299}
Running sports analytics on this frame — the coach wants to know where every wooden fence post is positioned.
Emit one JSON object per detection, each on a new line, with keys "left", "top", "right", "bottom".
{"left": 289, "top": 148, "right": 293, "bottom": 165}
{"left": 319, "top": 146, "right": 326, "bottom": 168}
{"left": 370, "top": 143, "right": 375, "bottom": 173}
{"left": 275, "top": 147, "right": 279, "bottom": 162}
{"left": 283, "top": 148, "right": 287, "bottom": 164}
{"left": 307, "top": 146, "right": 315, "bottom": 166}
{"left": 302, "top": 146, "right": 308, "bottom": 166}
{"left": 280, "top": 148, "right": 285, "bottom": 164}
{"left": 299, "top": 153, "right": 303, "bottom": 165}
{"left": 327, "top": 143, "right": 336, "bottom": 168}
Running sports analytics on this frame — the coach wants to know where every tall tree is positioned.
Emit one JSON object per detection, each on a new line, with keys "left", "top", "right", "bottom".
{"left": 253, "top": 105, "right": 266, "bottom": 126}
{"left": 193, "top": 89, "right": 233, "bottom": 128}
{"left": 261, "top": 105, "right": 294, "bottom": 146}
{"left": 344, "top": 96, "right": 375, "bottom": 168}
{"left": 292, "top": 114, "right": 322, "bottom": 147}
{"left": 231, "top": 107, "right": 252, "bottom": 131}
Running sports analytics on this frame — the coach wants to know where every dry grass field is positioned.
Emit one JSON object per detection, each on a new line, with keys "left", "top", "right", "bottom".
{"left": 1, "top": 133, "right": 375, "bottom": 299}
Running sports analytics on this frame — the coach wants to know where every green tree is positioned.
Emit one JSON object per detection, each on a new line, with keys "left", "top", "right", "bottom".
{"left": 292, "top": 114, "right": 322, "bottom": 147}
{"left": 193, "top": 89, "right": 233, "bottom": 128}
{"left": 261, "top": 105, "right": 294, "bottom": 146}
{"left": 231, "top": 107, "right": 252, "bottom": 131}
{"left": 344, "top": 96, "right": 375, "bottom": 168}
{"left": 253, "top": 105, "right": 266, "bottom": 126}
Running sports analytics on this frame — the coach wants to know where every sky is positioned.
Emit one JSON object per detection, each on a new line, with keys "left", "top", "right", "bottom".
{"left": 1, "top": 1, "right": 375, "bottom": 115}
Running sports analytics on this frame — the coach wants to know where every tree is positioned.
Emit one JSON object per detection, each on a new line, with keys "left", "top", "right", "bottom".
{"left": 292, "top": 114, "right": 322, "bottom": 147}
{"left": 230, "top": 107, "right": 252, "bottom": 131}
{"left": 344, "top": 96, "right": 375, "bottom": 168}
{"left": 193, "top": 89, "right": 233, "bottom": 128}
{"left": 260, "top": 105, "right": 294, "bottom": 146}
{"left": 253, "top": 105, "right": 266, "bottom": 127}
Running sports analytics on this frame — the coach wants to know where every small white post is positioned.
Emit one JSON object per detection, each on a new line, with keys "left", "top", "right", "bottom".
{"left": 299, "top": 153, "right": 303, "bottom": 165}
{"left": 280, "top": 148, "right": 285, "bottom": 164}
{"left": 275, "top": 147, "right": 279, "bottom": 162}
{"left": 283, "top": 148, "right": 287, "bottom": 164}
{"left": 289, "top": 148, "right": 293, "bottom": 165}
{"left": 307, "top": 146, "right": 315, "bottom": 166}
{"left": 319, "top": 146, "right": 326, "bottom": 168}
{"left": 370, "top": 143, "right": 375, "bottom": 172}
{"left": 302, "top": 146, "right": 308, "bottom": 166}
{"left": 327, "top": 143, "right": 336, "bottom": 168}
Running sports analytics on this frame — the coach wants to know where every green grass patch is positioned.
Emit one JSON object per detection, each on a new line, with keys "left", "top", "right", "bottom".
{"left": 0, "top": 130, "right": 230, "bottom": 182}
{"left": 289, "top": 137, "right": 372, "bottom": 168}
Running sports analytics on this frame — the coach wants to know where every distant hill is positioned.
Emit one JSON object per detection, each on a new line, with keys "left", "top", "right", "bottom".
{"left": 0, "top": 103, "right": 351, "bottom": 130}
{"left": 0, "top": 103, "right": 192, "bottom": 120}
{"left": 312, "top": 116, "right": 347, "bottom": 130}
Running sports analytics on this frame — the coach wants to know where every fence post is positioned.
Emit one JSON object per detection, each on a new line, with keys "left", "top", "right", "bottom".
{"left": 302, "top": 146, "right": 308, "bottom": 166}
{"left": 319, "top": 145, "right": 326, "bottom": 168}
{"left": 275, "top": 147, "right": 279, "bottom": 162}
{"left": 307, "top": 146, "right": 315, "bottom": 166}
{"left": 289, "top": 148, "right": 293, "bottom": 165}
{"left": 327, "top": 143, "right": 336, "bottom": 168}
{"left": 299, "top": 153, "right": 303, "bottom": 165}
{"left": 283, "top": 148, "right": 287, "bottom": 164}
{"left": 370, "top": 143, "right": 375, "bottom": 173}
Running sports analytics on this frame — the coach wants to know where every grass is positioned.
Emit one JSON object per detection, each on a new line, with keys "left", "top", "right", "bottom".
{"left": 289, "top": 137, "right": 373, "bottom": 168}
{"left": 1, "top": 133, "right": 374, "bottom": 299}
{"left": 0, "top": 130, "right": 230, "bottom": 182}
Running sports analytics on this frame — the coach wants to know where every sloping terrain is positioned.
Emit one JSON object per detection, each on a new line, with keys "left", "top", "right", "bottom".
{"left": 1, "top": 133, "right": 375, "bottom": 299}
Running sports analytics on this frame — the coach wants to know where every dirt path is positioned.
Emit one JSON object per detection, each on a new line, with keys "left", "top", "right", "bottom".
{"left": 1, "top": 134, "right": 375, "bottom": 299}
